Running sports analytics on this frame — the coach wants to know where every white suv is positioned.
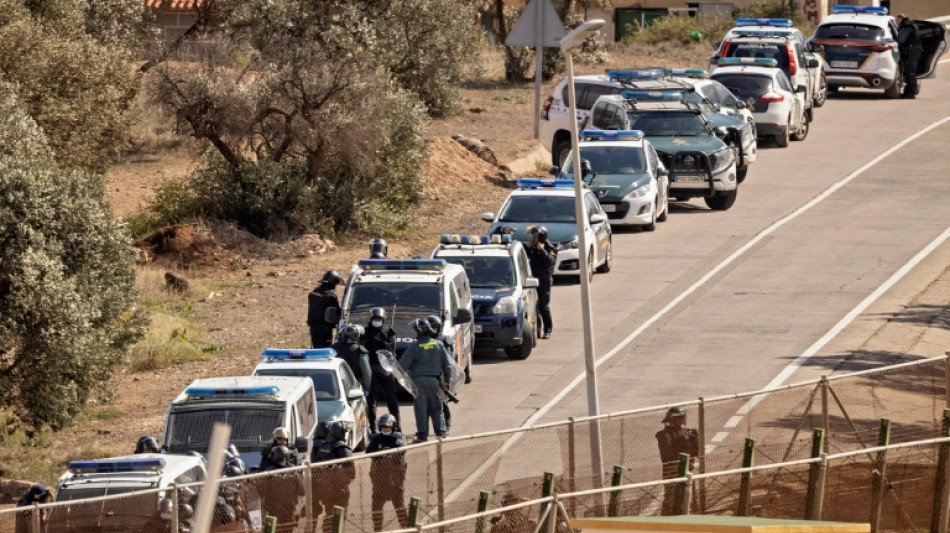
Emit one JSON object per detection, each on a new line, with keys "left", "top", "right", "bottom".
{"left": 541, "top": 74, "right": 620, "bottom": 166}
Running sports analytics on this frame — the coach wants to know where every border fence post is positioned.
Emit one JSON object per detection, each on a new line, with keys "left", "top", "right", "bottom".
{"left": 673, "top": 453, "right": 691, "bottom": 515}
{"left": 568, "top": 417, "right": 577, "bottom": 516}
{"left": 737, "top": 438, "right": 756, "bottom": 516}
{"left": 31, "top": 503, "right": 40, "bottom": 533}
{"left": 547, "top": 494, "right": 559, "bottom": 533}
{"left": 332, "top": 506, "right": 345, "bottom": 533}
{"left": 170, "top": 483, "right": 179, "bottom": 533}
{"left": 437, "top": 438, "right": 446, "bottom": 528}
{"left": 870, "top": 419, "right": 891, "bottom": 533}
{"left": 805, "top": 429, "right": 826, "bottom": 520}
{"left": 408, "top": 497, "right": 421, "bottom": 528}
{"left": 476, "top": 491, "right": 491, "bottom": 533}
{"left": 945, "top": 354, "right": 949, "bottom": 409}
{"left": 541, "top": 472, "right": 556, "bottom": 526}
{"left": 698, "top": 397, "right": 706, "bottom": 514}
{"left": 304, "top": 461, "right": 314, "bottom": 532}
{"left": 821, "top": 376, "right": 830, "bottom": 454}
{"left": 265, "top": 516, "right": 278, "bottom": 533}
{"left": 608, "top": 465, "right": 624, "bottom": 517}
{"left": 931, "top": 409, "right": 950, "bottom": 533}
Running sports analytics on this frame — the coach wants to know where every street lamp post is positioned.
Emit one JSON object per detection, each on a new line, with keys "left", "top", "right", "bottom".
{"left": 560, "top": 19, "right": 606, "bottom": 489}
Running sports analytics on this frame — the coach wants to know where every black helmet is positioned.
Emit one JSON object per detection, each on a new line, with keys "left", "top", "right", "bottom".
{"left": 215, "top": 498, "right": 237, "bottom": 524}
{"left": 377, "top": 413, "right": 397, "bottom": 429}
{"left": 315, "top": 421, "right": 330, "bottom": 440}
{"left": 426, "top": 315, "right": 442, "bottom": 333}
{"left": 580, "top": 159, "right": 592, "bottom": 177}
{"left": 135, "top": 436, "right": 160, "bottom": 454}
{"left": 223, "top": 457, "right": 245, "bottom": 477}
{"left": 370, "top": 307, "right": 386, "bottom": 320}
{"left": 320, "top": 270, "right": 342, "bottom": 287}
{"left": 370, "top": 238, "right": 388, "bottom": 258}
{"left": 370, "top": 251, "right": 386, "bottom": 259}
{"left": 179, "top": 503, "right": 195, "bottom": 520}
{"left": 269, "top": 445, "right": 293, "bottom": 466}
{"left": 338, "top": 324, "right": 360, "bottom": 344}
{"left": 662, "top": 406, "right": 687, "bottom": 423}
{"left": 411, "top": 318, "right": 433, "bottom": 337}
{"left": 529, "top": 226, "right": 548, "bottom": 243}
{"left": 328, "top": 421, "right": 347, "bottom": 442}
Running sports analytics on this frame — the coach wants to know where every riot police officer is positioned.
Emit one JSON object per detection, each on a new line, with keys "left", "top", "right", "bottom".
{"left": 399, "top": 318, "right": 452, "bottom": 442}
{"left": 134, "top": 435, "right": 160, "bottom": 454}
{"left": 312, "top": 421, "right": 355, "bottom": 533}
{"left": 655, "top": 406, "right": 699, "bottom": 515}
{"left": 366, "top": 307, "right": 401, "bottom": 432}
{"left": 526, "top": 226, "right": 556, "bottom": 339}
{"left": 896, "top": 13, "right": 923, "bottom": 98}
{"left": 427, "top": 315, "right": 460, "bottom": 432}
{"left": 308, "top": 270, "right": 342, "bottom": 348}
{"left": 332, "top": 323, "right": 372, "bottom": 391}
{"left": 367, "top": 413, "right": 408, "bottom": 530}
{"left": 370, "top": 238, "right": 388, "bottom": 259}
{"left": 258, "top": 446, "right": 305, "bottom": 526}
{"left": 259, "top": 427, "right": 292, "bottom": 471}
{"left": 16, "top": 485, "right": 52, "bottom": 533}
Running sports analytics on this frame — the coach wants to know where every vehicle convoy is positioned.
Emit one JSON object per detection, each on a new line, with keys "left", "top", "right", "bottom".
{"left": 252, "top": 348, "right": 371, "bottom": 451}
{"left": 161, "top": 376, "right": 316, "bottom": 471}
{"left": 710, "top": 58, "right": 810, "bottom": 147}
{"left": 482, "top": 178, "right": 612, "bottom": 283}
{"left": 338, "top": 258, "right": 475, "bottom": 382}
{"left": 553, "top": 129, "right": 669, "bottom": 230}
{"left": 431, "top": 233, "right": 540, "bottom": 360}
{"left": 808, "top": 5, "right": 947, "bottom": 97}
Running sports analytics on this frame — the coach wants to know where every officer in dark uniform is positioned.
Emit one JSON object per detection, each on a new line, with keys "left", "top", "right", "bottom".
{"left": 399, "top": 318, "right": 452, "bottom": 442}
{"left": 332, "top": 324, "right": 372, "bottom": 391}
{"left": 370, "top": 238, "right": 389, "bottom": 259}
{"left": 259, "top": 427, "right": 292, "bottom": 472}
{"left": 896, "top": 13, "right": 923, "bottom": 98}
{"left": 525, "top": 226, "right": 556, "bottom": 339}
{"left": 134, "top": 435, "right": 160, "bottom": 454}
{"left": 427, "top": 315, "right": 460, "bottom": 432}
{"left": 16, "top": 484, "right": 52, "bottom": 533}
{"left": 367, "top": 413, "right": 409, "bottom": 530}
{"left": 312, "top": 421, "right": 355, "bottom": 533}
{"left": 655, "top": 407, "right": 699, "bottom": 515}
{"left": 366, "top": 307, "right": 401, "bottom": 432}
{"left": 308, "top": 270, "right": 342, "bottom": 348}
{"left": 258, "top": 446, "right": 305, "bottom": 526}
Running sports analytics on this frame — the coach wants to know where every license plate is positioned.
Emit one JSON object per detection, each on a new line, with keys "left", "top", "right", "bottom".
{"left": 473, "top": 324, "right": 482, "bottom": 333}
{"left": 831, "top": 60, "right": 859, "bottom": 69}
{"left": 676, "top": 174, "right": 706, "bottom": 183}
{"left": 601, "top": 204, "right": 616, "bottom": 212}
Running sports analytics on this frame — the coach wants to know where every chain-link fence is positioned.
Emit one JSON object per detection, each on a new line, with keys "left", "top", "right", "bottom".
{"left": 2, "top": 356, "right": 947, "bottom": 533}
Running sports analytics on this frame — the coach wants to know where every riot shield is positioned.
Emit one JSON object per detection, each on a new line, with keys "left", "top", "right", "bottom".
{"left": 376, "top": 350, "right": 418, "bottom": 397}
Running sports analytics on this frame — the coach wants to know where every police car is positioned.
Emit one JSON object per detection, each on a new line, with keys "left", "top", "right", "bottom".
{"left": 710, "top": 58, "right": 809, "bottom": 147}
{"left": 339, "top": 258, "right": 475, "bottom": 382}
{"left": 431, "top": 234, "right": 540, "bottom": 360}
{"left": 554, "top": 129, "right": 669, "bottom": 230}
{"left": 252, "top": 348, "right": 371, "bottom": 451}
{"left": 47, "top": 454, "right": 211, "bottom": 533}
{"left": 809, "top": 6, "right": 948, "bottom": 97}
{"left": 161, "top": 376, "right": 317, "bottom": 471}
{"left": 482, "top": 178, "right": 612, "bottom": 283}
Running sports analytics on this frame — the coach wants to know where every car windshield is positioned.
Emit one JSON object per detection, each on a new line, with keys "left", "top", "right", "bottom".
{"left": 55, "top": 484, "right": 154, "bottom": 502}
{"left": 562, "top": 145, "right": 647, "bottom": 176}
{"left": 165, "top": 404, "right": 284, "bottom": 453}
{"left": 629, "top": 111, "right": 707, "bottom": 136}
{"left": 349, "top": 282, "right": 442, "bottom": 311}
{"left": 254, "top": 368, "right": 339, "bottom": 400}
{"left": 441, "top": 256, "right": 515, "bottom": 288}
{"left": 814, "top": 24, "right": 885, "bottom": 41}
{"left": 726, "top": 43, "right": 791, "bottom": 70}
{"left": 498, "top": 196, "right": 577, "bottom": 223}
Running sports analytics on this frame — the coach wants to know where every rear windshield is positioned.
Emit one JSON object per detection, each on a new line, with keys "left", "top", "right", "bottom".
{"left": 441, "top": 256, "right": 515, "bottom": 288}
{"left": 814, "top": 24, "right": 885, "bottom": 41}
{"left": 711, "top": 74, "right": 773, "bottom": 96}
{"left": 255, "top": 368, "right": 339, "bottom": 400}
{"left": 349, "top": 282, "right": 442, "bottom": 312}
{"left": 166, "top": 405, "right": 284, "bottom": 453}
{"left": 725, "top": 43, "right": 790, "bottom": 70}
{"left": 629, "top": 112, "right": 707, "bottom": 137}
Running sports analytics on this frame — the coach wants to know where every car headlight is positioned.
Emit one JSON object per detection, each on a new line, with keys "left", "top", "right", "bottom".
{"left": 557, "top": 237, "right": 579, "bottom": 251}
{"left": 492, "top": 296, "right": 517, "bottom": 314}
{"left": 624, "top": 183, "right": 651, "bottom": 199}
{"left": 709, "top": 148, "right": 735, "bottom": 174}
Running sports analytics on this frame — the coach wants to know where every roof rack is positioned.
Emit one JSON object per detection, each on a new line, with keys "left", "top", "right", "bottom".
{"left": 621, "top": 90, "right": 683, "bottom": 102}
{"left": 68, "top": 458, "right": 166, "bottom": 475}
{"left": 516, "top": 178, "right": 575, "bottom": 189}
{"left": 580, "top": 129, "right": 645, "bottom": 141}
{"left": 357, "top": 259, "right": 448, "bottom": 271}
{"left": 186, "top": 385, "right": 280, "bottom": 397}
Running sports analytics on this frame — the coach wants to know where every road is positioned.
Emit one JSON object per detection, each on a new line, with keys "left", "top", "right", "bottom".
{"left": 406, "top": 63, "right": 950, "bottom": 440}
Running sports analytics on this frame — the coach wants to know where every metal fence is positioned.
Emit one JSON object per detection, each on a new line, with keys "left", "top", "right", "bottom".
{"left": 2, "top": 355, "right": 947, "bottom": 533}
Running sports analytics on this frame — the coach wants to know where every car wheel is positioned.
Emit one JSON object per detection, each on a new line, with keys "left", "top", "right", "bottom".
{"left": 643, "top": 200, "right": 657, "bottom": 232}
{"left": 885, "top": 70, "right": 902, "bottom": 99}
{"left": 656, "top": 187, "right": 669, "bottom": 222}
{"left": 814, "top": 75, "right": 828, "bottom": 108}
{"left": 596, "top": 239, "right": 612, "bottom": 273}
{"left": 774, "top": 121, "right": 790, "bottom": 148}
{"left": 505, "top": 322, "right": 534, "bottom": 360}
{"left": 554, "top": 137, "right": 572, "bottom": 167}
{"left": 791, "top": 111, "right": 809, "bottom": 141}
{"left": 704, "top": 189, "right": 738, "bottom": 211}
{"left": 736, "top": 165, "right": 748, "bottom": 184}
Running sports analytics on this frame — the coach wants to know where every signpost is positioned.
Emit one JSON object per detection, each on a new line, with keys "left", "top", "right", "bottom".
{"left": 505, "top": 0, "right": 567, "bottom": 139}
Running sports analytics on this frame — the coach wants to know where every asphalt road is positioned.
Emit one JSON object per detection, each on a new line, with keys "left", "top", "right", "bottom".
{"left": 412, "top": 62, "right": 950, "bottom": 439}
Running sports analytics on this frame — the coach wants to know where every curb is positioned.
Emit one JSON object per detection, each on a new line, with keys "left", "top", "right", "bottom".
{"left": 502, "top": 143, "right": 552, "bottom": 176}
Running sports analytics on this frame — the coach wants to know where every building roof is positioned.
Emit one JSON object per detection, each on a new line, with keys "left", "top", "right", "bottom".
{"left": 143, "top": 0, "right": 203, "bottom": 11}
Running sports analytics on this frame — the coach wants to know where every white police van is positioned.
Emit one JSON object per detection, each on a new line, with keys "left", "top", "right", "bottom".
{"left": 48, "top": 454, "right": 211, "bottom": 533}
{"left": 432, "top": 234, "right": 540, "bottom": 360}
{"left": 252, "top": 348, "right": 371, "bottom": 451}
{"left": 161, "top": 376, "right": 317, "bottom": 472}
{"left": 339, "top": 258, "right": 475, "bottom": 383}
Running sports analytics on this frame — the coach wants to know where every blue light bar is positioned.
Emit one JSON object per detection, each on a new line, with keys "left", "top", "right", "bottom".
{"left": 440, "top": 233, "right": 451, "bottom": 244}
{"left": 735, "top": 18, "right": 793, "bottom": 27}
{"left": 666, "top": 68, "right": 708, "bottom": 79}
{"left": 832, "top": 5, "right": 887, "bottom": 15}
{"left": 580, "top": 129, "right": 645, "bottom": 141}
{"left": 607, "top": 68, "right": 667, "bottom": 81}
{"left": 620, "top": 90, "right": 683, "bottom": 101}
{"left": 460, "top": 235, "right": 471, "bottom": 244}
{"left": 185, "top": 385, "right": 280, "bottom": 396}
{"left": 357, "top": 259, "right": 447, "bottom": 270}
{"left": 68, "top": 458, "right": 166, "bottom": 474}
{"left": 263, "top": 348, "right": 336, "bottom": 360}
{"left": 717, "top": 57, "right": 778, "bottom": 68}
{"left": 516, "top": 178, "right": 575, "bottom": 188}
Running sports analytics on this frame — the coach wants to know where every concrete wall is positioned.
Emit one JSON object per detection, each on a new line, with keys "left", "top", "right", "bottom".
{"left": 887, "top": 0, "right": 950, "bottom": 19}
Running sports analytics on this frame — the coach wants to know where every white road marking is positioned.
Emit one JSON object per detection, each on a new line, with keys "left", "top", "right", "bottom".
{"left": 444, "top": 116, "right": 950, "bottom": 505}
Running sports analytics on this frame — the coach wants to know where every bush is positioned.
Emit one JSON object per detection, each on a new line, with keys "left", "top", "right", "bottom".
{"left": 624, "top": 2, "right": 811, "bottom": 46}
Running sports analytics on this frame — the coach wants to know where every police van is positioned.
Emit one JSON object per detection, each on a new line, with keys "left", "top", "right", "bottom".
{"left": 252, "top": 348, "right": 371, "bottom": 451}
{"left": 47, "top": 454, "right": 212, "bottom": 533}
{"left": 161, "top": 376, "right": 317, "bottom": 471}
{"left": 339, "top": 258, "right": 475, "bottom": 383}
{"left": 431, "top": 234, "right": 540, "bottom": 360}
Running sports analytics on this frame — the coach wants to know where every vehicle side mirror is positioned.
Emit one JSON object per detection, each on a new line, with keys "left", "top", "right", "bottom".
{"left": 796, "top": 85, "right": 807, "bottom": 93}
{"left": 347, "top": 388, "right": 364, "bottom": 400}
{"left": 807, "top": 58, "right": 819, "bottom": 68}
{"left": 481, "top": 212, "right": 495, "bottom": 222}
{"left": 809, "top": 43, "right": 824, "bottom": 53}
{"left": 548, "top": 166, "right": 560, "bottom": 176}
{"left": 590, "top": 213, "right": 606, "bottom": 225}
{"left": 294, "top": 435, "right": 309, "bottom": 452}
{"left": 735, "top": 100, "right": 746, "bottom": 110}
{"left": 524, "top": 277, "right": 539, "bottom": 289}
{"left": 324, "top": 307, "right": 340, "bottom": 324}
{"left": 453, "top": 308, "right": 472, "bottom": 324}
{"left": 714, "top": 126, "right": 730, "bottom": 138}
{"left": 657, "top": 167, "right": 669, "bottom": 177}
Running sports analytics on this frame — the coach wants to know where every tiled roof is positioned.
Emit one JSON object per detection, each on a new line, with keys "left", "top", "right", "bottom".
{"left": 143, "top": 0, "right": 204, "bottom": 10}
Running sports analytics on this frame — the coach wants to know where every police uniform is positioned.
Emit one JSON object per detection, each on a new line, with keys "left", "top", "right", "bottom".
{"left": 367, "top": 430, "right": 409, "bottom": 530}
{"left": 435, "top": 331, "right": 456, "bottom": 431}
{"left": 312, "top": 435, "right": 355, "bottom": 533}
{"left": 526, "top": 242, "right": 556, "bottom": 336}
{"left": 898, "top": 16, "right": 923, "bottom": 97}
{"left": 332, "top": 340, "right": 372, "bottom": 391}
{"left": 655, "top": 414, "right": 699, "bottom": 515}
{"left": 16, "top": 485, "right": 51, "bottom": 533}
{"left": 399, "top": 335, "right": 452, "bottom": 440}
{"left": 366, "top": 324, "right": 401, "bottom": 431}
{"left": 307, "top": 284, "right": 340, "bottom": 348}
